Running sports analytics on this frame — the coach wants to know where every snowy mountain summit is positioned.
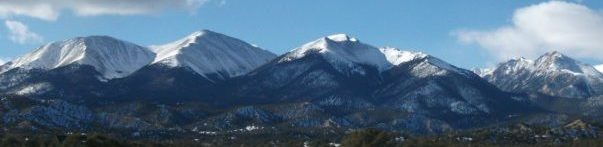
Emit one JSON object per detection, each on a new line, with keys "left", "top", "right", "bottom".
{"left": 380, "top": 47, "right": 473, "bottom": 78}
{"left": 0, "top": 36, "right": 155, "bottom": 80}
{"left": 534, "top": 51, "right": 601, "bottom": 76}
{"left": 484, "top": 51, "right": 602, "bottom": 78}
{"left": 379, "top": 47, "right": 427, "bottom": 66}
{"left": 279, "top": 34, "right": 393, "bottom": 75}
{"left": 483, "top": 51, "right": 603, "bottom": 98}
{"left": 151, "top": 30, "right": 276, "bottom": 79}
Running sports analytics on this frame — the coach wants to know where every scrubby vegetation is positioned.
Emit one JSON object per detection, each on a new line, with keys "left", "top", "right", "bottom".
{"left": 2, "top": 123, "right": 603, "bottom": 147}
{"left": 340, "top": 128, "right": 399, "bottom": 147}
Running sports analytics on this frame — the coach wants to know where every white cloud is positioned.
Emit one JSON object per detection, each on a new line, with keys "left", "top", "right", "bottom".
{"left": 219, "top": 0, "right": 227, "bottom": 6}
{"left": 0, "top": 0, "right": 210, "bottom": 21}
{"left": 454, "top": 1, "right": 603, "bottom": 61}
{"left": 4, "top": 20, "right": 43, "bottom": 44}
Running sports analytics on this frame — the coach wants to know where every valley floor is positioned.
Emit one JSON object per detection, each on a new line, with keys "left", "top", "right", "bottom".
{"left": 2, "top": 124, "right": 602, "bottom": 147}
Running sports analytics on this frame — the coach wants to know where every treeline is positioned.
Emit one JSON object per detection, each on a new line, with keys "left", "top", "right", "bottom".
{"left": 0, "top": 133, "right": 313, "bottom": 147}
{"left": 1, "top": 134, "right": 160, "bottom": 147}
{"left": 334, "top": 128, "right": 603, "bottom": 147}
{"left": 3, "top": 129, "right": 603, "bottom": 147}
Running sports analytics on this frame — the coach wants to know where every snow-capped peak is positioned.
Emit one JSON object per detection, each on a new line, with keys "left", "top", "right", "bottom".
{"left": 151, "top": 30, "right": 277, "bottom": 80}
{"left": 1, "top": 36, "right": 156, "bottom": 80}
{"left": 280, "top": 34, "right": 392, "bottom": 72}
{"left": 484, "top": 51, "right": 603, "bottom": 98}
{"left": 535, "top": 51, "right": 580, "bottom": 71}
{"left": 379, "top": 47, "right": 427, "bottom": 66}
{"left": 379, "top": 47, "right": 471, "bottom": 76}
{"left": 150, "top": 30, "right": 215, "bottom": 64}
{"left": 326, "top": 34, "right": 358, "bottom": 42}
{"left": 495, "top": 57, "right": 535, "bottom": 73}
{"left": 534, "top": 51, "right": 601, "bottom": 76}
{"left": 487, "top": 51, "right": 602, "bottom": 78}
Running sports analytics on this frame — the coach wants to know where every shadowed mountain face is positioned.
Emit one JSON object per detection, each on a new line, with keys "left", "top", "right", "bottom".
{"left": 224, "top": 35, "right": 534, "bottom": 132}
{"left": 377, "top": 56, "right": 530, "bottom": 122}
{"left": 0, "top": 65, "right": 110, "bottom": 101}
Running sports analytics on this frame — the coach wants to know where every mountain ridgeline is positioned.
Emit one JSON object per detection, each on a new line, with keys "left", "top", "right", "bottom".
{"left": 0, "top": 30, "right": 601, "bottom": 137}
{"left": 477, "top": 52, "right": 603, "bottom": 120}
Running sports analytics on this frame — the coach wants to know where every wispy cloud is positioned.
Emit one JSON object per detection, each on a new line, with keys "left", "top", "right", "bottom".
{"left": 0, "top": 0, "right": 210, "bottom": 21}
{"left": 218, "top": 0, "right": 227, "bottom": 6}
{"left": 453, "top": 1, "right": 603, "bottom": 62}
{"left": 4, "top": 20, "right": 43, "bottom": 44}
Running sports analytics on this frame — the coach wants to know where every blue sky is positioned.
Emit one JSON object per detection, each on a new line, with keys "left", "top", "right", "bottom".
{"left": 1, "top": 0, "right": 602, "bottom": 68}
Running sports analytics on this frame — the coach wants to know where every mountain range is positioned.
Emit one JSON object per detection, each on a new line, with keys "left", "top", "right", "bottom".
{"left": 476, "top": 52, "right": 603, "bottom": 121}
{"left": 0, "top": 30, "right": 602, "bottom": 137}
{"left": 478, "top": 51, "right": 603, "bottom": 99}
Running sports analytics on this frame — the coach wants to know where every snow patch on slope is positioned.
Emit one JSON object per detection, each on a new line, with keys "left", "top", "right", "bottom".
{"left": 151, "top": 30, "right": 276, "bottom": 80}
{"left": 13, "top": 82, "right": 53, "bottom": 95}
{"left": 473, "top": 68, "right": 493, "bottom": 77}
{"left": 1, "top": 36, "right": 155, "bottom": 80}
{"left": 595, "top": 64, "right": 603, "bottom": 73}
